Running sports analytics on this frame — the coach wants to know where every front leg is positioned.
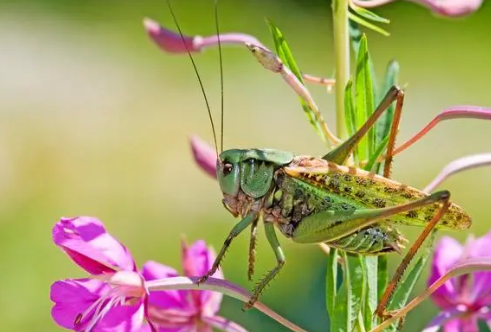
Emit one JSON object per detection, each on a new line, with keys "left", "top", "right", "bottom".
{"left": 198, "top": 212, "right": 257, "bottom": 283}
{"left": 248, "top": 217, "right": 259, "bottom": 281}
{"left": 244, "top": 221, "right": 285, "bottom": 310}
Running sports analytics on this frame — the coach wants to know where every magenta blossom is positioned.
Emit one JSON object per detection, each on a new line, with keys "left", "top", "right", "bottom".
{"left": 190, "top": 135, "right": 218, "bottom": 179}
{"left": 143, "top": 18, "right": 264, "bottom": 54}
{"left": 51, "top": 217, "right": 153, "bottom": 332}
{"left": 425, "top": 231, "right": 491, "bottom": 332}
{"left": 352, "top": 0, "right": 483, "bottom": 17}
{"left": 141, "top": 239, "right": 248, "bottom": 332}
{"left": 51, "top": 217, "right": 246, "bottom": 332}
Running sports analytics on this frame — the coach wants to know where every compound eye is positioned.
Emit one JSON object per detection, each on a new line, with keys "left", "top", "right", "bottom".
{"left": 223, "top": 163, "right": 233, "bottom": 176}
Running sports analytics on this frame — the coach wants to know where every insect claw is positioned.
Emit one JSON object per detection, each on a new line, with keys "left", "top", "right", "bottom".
{"left": 391, "top": 243, "right": 404, "bottom": 255}
{"left": 400, "top": 235, "right": 409, "bottom": 243}
{"left": 242, "top": 299, "right": 255, "bottom": 311}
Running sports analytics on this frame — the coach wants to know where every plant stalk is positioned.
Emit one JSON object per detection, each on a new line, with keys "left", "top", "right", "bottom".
{"left": 333, "top": 0, "right": 350, "bottom": 139}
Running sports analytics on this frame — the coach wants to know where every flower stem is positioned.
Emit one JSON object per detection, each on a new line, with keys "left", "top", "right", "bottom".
{"left": 332, "top": 0, "right": 350, "bottom": 139}
{"left": 147, "top": 276, "right": 309, "bottom": 332}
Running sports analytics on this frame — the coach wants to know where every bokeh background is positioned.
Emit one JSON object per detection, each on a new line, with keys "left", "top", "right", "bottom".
{"left": 1, "top": 0, "right": 491, "bottom": 331}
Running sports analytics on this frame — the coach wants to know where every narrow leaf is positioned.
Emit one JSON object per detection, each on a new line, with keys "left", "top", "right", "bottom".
{"left": 373, "top": 256, "right": 491, "bottom": 332}
{"left": 266, "top": 19, "right": 329, "bottom": 144}
{"left": 344, "top": 79, "right": 359, "bottom": 165}
{"left": 355, "top": 34, "right": 376, "bottom": 160}
{"left": 374, "top": 60, "right": 399, "bottom": 174}
{"left": 349, "top": 20, "right": 362, "bottom": 60}
{"left": 348, "top": 12, "right": 390, "bottom": 37}
{"left": 344, "top": 79, "right": 357, "bottom": 136}
{"left": 478, "top": 320, "right": 491, "bottom": 332}
{"left": 377, "top": 256, "right": 388, "bottom": 304}
{"left": 331, "top": 253, "right": 365, "bottom": 332}
{"left": 384, "top": 231, "right": 436, "bottom": 332}
{"left": 363, "top": 256, "right": 378, "bottom": 330}
{"left": 326, "top": 249, "right": 339, "bottom": 318}
{"left": 376, "top": 60, "right": 400, "bottom": 145}
{"left": 349, "top": 3, "right": 390, "bottom": 24}
{"left": 364, "top": 135, "right": 389, "bottom": 172}
{"left": 350, "top": 21, "right": 379, "bottom": 104}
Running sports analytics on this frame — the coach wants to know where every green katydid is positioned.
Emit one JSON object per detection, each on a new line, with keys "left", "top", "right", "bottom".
{"left": 164, "top": 0, "right": 471, "bottom": 322}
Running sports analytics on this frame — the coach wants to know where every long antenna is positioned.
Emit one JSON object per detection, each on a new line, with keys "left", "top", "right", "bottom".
{"left": 166, "top": 0, "right": 219, "bottom": 156}
{"left": 214, "top": 0, "right": 224, "bottom": 153}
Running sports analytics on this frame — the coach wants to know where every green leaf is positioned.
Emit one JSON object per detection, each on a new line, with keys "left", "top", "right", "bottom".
{"left": 326, "top": 249, "right": 339, "bottom": 318}
{"left": 331, "top": 253, "right": 366, "bottom": 332}
{"left": 266, "top": 19, "right": 328, "bottom": 144}
{"left": 377, "top": 256, "right": 388, "bottom": 304}
{"left": 364, "top": 135, "right": 389, "bottom": 172}
{"left": 376, "top": 60, "right": 400, "bottom": 146}
{"left": 349, "top": 3, "right": 390, "bottom": 24}
{"left": 348, "top": 12, "right": 390, "bottom": 37}
{"left": 350, "top": 21, "right": 379, "bottom": 104}
{"left": 344, "top": 80, "right": 357, "bottom": 136}
{"left": 355, "top": 34, "right": 376, "bottom": 161}
{"left": 349, "top": 20, "right": 363, "bottom": 60}
{"left": 344, "top": 79, "right": 359, "bottom": 165}
{"left": 362, "top": 256, "right": 378, "bottom": 330}
{"left": 266, "top": 19, "right": 304, "bottom": 84}
{"left": 478, "top": 320, "right": 491, "bottom": 332}
{"left": 384, "top": 231, "right": 437, "bottom": 332}
{"left": 373, "top": 60, "right": 400, "bottom": 174}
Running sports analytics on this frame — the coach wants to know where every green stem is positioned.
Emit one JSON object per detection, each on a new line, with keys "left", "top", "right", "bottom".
{"left": 333, "top": 3, "right": 368, "bottom": 332}
{"left": 333, "top": 0, "right": 350, "bottom": 139}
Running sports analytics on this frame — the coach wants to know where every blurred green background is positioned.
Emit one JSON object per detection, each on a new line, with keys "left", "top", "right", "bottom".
{"left": 1, "top": 0, "right": 491, "bottom": 331}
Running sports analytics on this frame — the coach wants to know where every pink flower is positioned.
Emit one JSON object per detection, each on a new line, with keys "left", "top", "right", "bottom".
{"left": 51, "top": 217, "right": 246, "bottom": 332}
{"left": 425, "top": 231, "right": 491, "bottom": 332}
{"left": 190, "top": 135, "right": 217, "bottom": 178}
{"left": 141, "top": 240, "right": 247, "bottom": 331}
{"left": 352, "top": 0, "right": 483, "bottom": 17}
{"left": 143, "top": 18, "right": 264, "bottom": 54}
{"left": 51, "top": 217, "right": 153, "bottom": 332}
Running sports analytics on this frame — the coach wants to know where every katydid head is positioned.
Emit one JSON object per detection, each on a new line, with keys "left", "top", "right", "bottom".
{"left": 166, "top": 2, "right": 295, "bottom": 199}
{"left": 217, "top": 149, "right": 294, "bottom": 198}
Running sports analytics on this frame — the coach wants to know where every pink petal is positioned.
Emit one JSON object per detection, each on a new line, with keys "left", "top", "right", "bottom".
{"left": 443, "top": 319, "right": 463, "bottom": 332}
{"left": 51, "top": 279, "right": 150, "bottom": 332}
{"left": 190, "top": 136, "right": 217, "bottom": 178}
{"left": 143, "top": 18, "right": 198, "bottom": 54}
{"left": 423, "top": 308, "right": 461, "bottom": 332}
{"left": 463, "top": 231, "right": 491, "bottom": 306}
{"left": 89, "top": 299, "right": 148, "bottom": 332}
{"left": 416, "top": 0, "right": 483, "bottom": 17}
{"left": 181, "top": 240, "right": 223, "bottom": 316}
{"left": 53, "top": 217, "right": 136, "bottom": 274}
{"left": 352, "top": 0, "right": 482, "bottom": 17}
{"left": 143, "top": 17, "right": 265, "bottom": 55}
{"left": 424, "top": 154, "right": 491, "bottom": 192}
{"left": 141, "top": 261, "right": 188, "bottom": 311}
{"left": 202, "top": 316, "right": 249, "bottom": 332}
{"left": 51, "top": 279, "right": 110, "bottom": 330}
{"left": 428, "top": 236, "right": 463, "bottom": 308}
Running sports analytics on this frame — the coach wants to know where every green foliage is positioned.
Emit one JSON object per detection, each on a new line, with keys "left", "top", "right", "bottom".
{"left": 268, "top": 8, "right": 437, "bottom": 332}
{"left": 355, "top": 35, "right": 376, "bottom": 161}
{"left": 325, "top": 31, "right": 431, "bottom": 331}
{"left": 376, "top": 60, "right": 400, "bottom": 146}
{"left": 330, "top": 253, "right": 366, "bottom": 332}
{"left": 266, "top": 19, "right": 329, "bottom": 144}
{"left": 348, "top": 3, "right": 390, "bottom": 36}
{"left": 384, "top": 231, "right": 436, "bottom": 332}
